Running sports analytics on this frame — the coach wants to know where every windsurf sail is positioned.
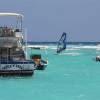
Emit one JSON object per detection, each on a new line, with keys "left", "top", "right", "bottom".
{"left": 57, "top": 32, "right": 67, "bottom": 53}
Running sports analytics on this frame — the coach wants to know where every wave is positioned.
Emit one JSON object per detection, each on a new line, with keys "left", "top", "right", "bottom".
{"left": 59, "top": 52, "right": 81, "bottom": 56}
{"left": 48, "top": 45, "right": 100, "bottom": 50}
{"left": 27, "top": 45, "right": 49, "bottom": 49}
{"left": 66, "top": 48, "right": 80, "bottom": 51}
{"left": 74, "top": 45, "right": 100, "bottom": 49}
{"left": 27, "top": 44, "right": 100, "bottom": 50}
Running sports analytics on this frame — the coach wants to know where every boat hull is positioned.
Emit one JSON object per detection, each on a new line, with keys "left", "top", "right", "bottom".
{"left": 0, "top": 61, "right": 35, "bottom": 76}
{"left": 36, "top": 65, "right": 47, "bottom": 70}
{"left": 0, "top": 70, "right": 33, "bottom": 76}
{"left": 35, "top": 60, "right": 48, "bottom": 70}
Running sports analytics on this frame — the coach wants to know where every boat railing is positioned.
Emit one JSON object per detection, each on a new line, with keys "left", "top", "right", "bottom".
{"left": 0, "top": 26, "right": 22, "bottom": 37}
{"left": 0, "top": 26, "right": 15, "bottom": 37}
{"left": 0, "top": 53, "right": 26, "bottom": 62}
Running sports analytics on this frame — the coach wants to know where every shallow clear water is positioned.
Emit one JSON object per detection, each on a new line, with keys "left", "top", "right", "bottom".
{"left": 0, "top": 44, "right": 100, "bottom": 100}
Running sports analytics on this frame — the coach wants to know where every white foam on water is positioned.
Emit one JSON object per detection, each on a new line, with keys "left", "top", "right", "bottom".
{"left": 27, "top": 45, "right": 49, "bottom": 49}
{"left": 48, "top": 47, "right": 57, "bottom": 50}
{"left": 74, "top": 45, "right": 100, "bottom": 49}
{"left": 27, "top": 44, "right": 100, "bottom": 51}
{"left": 66, "top": 48, "right": 80, "bottom": 51}
{"left": 48, "top": 45, "right": 100, "bottom": 50}
{"left": 59, "top": 52, "right": 81, "bottom": 56}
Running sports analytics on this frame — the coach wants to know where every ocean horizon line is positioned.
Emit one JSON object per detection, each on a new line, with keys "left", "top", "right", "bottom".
{"left": 26, "top": 41, "right": 100, "bottom": 45}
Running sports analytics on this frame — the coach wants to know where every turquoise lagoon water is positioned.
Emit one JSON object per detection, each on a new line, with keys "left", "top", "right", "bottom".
{"left": 0, "top": 44, "right": 100, "bottom": 100}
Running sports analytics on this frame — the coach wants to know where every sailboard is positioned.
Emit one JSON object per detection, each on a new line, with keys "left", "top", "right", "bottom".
{"left": 57, "top": 32, "right": 67, "bottom": 53}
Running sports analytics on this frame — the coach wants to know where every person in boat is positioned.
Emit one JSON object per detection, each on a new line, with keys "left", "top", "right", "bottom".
{"left": 31, "top": 55, "right": 43, "bottom": 66}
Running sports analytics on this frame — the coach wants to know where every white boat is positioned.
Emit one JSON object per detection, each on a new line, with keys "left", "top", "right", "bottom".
{"left": 0, "top": 13, "right": 35, "bottom": 76}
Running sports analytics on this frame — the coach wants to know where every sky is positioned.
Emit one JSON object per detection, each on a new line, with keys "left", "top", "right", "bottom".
{"left": 0, "top": 0, "right": 100, "bottom": 42}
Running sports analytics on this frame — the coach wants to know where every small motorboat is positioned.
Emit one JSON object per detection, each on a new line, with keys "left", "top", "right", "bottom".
{"left": 30, "top": 46, "right": 48, "bottom": 70}
{"left": 30, "top": 54, "right": 48, "bottom": 70}
{"left": 96, "top": 56, "right": 100, "bottom": 61}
